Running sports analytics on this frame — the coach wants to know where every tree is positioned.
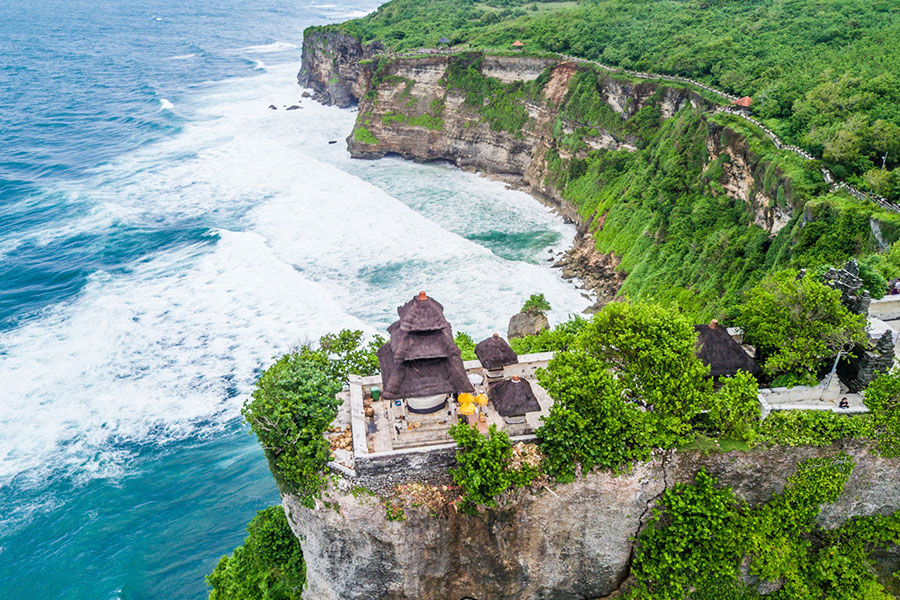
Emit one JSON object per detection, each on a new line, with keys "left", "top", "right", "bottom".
{"left": 242, "top": 352, "right": 342, "bottom": 504}
{"left": 738, "top": 271, "right": 867, "bottom": 383}
{"left": 575, "top": 302, "right": 712, "bottom": 440}
{"left": 535, "top": 303, "right": 713, "bottom": 479}
{"left": 299, "top": 329, "right": 384, "bottom": 386}
{"left": 207, "top": 505, "right": 305, "bottom": 600}
{"left": 868, "top": 119, "right": 900, "bottom": 170}
{"left": 536, "top": 349, "right": 654, "bottom": 480}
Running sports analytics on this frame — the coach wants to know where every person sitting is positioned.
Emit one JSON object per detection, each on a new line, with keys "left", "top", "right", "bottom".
{"left": 839, "top": 397, "right": 850, "bottom": 409}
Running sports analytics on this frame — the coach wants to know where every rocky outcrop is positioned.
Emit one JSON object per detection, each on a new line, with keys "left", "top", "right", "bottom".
{"left": 284, "top": 442, "right": 900, "bottom": 600}
{"left": 554, "top": 232, "right": 627, "bottom": 309}
{"left": 298, "top": 29, "right": 383, "bottom": 106}
{"left": 507, "top": 311, "right": 550, "bottom": 339}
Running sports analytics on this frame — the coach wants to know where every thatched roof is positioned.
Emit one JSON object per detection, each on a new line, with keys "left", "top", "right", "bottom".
{"left": 389, "top": 321, "right": 460, "bottom": 361}
{"left": 378, "top": 343, "right": 474, "bottom": 400}
{"left": 397, "top": 291, "right": 450, "bottom": 332}
{"left": 488, "top": 377, "right": 541, "bottom": 417}
{"left": 475, "top": 333, "right": 518, "bottom": 370}
{"left": 694, "top": 324, "right": 762, "bottom": 380}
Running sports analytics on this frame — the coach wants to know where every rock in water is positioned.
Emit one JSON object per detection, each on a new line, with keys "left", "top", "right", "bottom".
{"left": 286, "top": 105, "right": 301, "bottom": 111}
{"left": 508, "top": 311, "right": 550, "bottom": 339}
{"left": 268, "top": 104, "right": 277, "bottom": 110}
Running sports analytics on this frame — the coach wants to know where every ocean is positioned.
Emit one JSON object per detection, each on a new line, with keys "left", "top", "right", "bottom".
{"left": 0, "top": 1, "right": 590, "bottom": 598}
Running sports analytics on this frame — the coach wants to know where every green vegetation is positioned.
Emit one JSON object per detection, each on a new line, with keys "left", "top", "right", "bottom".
{"left": 757, "top": 410, "right": 875, "bottom": 448}
{"left": 630, "top": 455, "right": 900, "bottom": 600}
{"left": 453, "top": 331, "right": 477, "bottom": 360}
{"left": 449, "top": 423, "right": 541, "bottom": 511}
{"left": 510, "top": 303, "right": 900, "bottom": 475}
{"left": 442, "top": 53, "right": 548, "bottom": 136}
{"left": 353, "top": 126, "right": 379, "bottom": 145}
{"left": 242, "top": 330, "right": 381, "bottom": 506}
{"left": 738, "top": 271, "right": 867, "bottom": 384}
{"left": 520, "top": 293, "right": 551, "bottom": 314}
{"left": 535, "top": 302, "right": 723, "bottom": 479}
{"left": 319, "top": 0, "right": 900, "bottom": 200}
{"left": 863, "top": 369, "right": 900, "bottom": 457}
{"left": 707, "top": 371, "right": 760, "bottom": 443}
{"left": 508, "top": 316, "right": 587, "bottom": 354}
{"left": 207, "top": 506, "right": 305, "bottom": 600}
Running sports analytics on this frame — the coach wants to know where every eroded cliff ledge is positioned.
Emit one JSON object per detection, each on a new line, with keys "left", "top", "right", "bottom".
{"left": 284, "top": 442, "right": 900, "bottom": 600}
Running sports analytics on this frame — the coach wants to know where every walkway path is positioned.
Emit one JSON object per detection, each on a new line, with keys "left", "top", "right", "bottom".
{"left": 387, "top": 47, "right": 900, "bottom": 213}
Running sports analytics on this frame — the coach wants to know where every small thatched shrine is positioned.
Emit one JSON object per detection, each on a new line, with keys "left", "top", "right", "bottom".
{"left": 489, "top": 375, "right": 541, "bottom": 424}
{"left": 378, "top": 291, "right": 474, "bottom": 413}
{"left": 694, "top": 320, "right": 762, "bottom": 381}
{"left": 475, "top": 333, "right": 518, "bottom": 371}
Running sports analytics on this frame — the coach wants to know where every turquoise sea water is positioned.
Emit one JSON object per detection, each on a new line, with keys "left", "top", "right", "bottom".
{"left": 0, "top": 1, "right": 589, "bottom": 598}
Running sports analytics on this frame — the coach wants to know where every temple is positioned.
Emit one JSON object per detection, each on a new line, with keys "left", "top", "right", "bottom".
{"left": 377, "top": 291, "right": 474, "bottom": 414}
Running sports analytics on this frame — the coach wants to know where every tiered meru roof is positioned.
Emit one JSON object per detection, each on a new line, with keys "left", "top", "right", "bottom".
{"left": 475, "top": 333, "right": 518, "bottom": 370}
{"left": 378, "top": 292, "right": 475, "bottom": 400}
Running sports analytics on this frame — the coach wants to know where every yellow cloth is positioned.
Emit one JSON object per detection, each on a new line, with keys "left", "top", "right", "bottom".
{"left": 475, "top": 393, "right": 488, "bottom": 406}
{"left": 458, "top": 402, "right": 476, "bottom": 415}
{"left": 458, "top": 393, "right": 474, "bottom": 406}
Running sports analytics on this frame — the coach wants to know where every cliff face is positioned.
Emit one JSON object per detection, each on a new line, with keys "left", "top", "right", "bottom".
{"left": 704, "top": 123, "right": 794, "bottom": 234}
{"left": 284, "top": 443, "right": 900, "bottom": 600}
{"left": 298, "top": 30, "right": 383, "bottom": 107}
{"left": 343, "top": 55, "right": 706, "bottom": 223}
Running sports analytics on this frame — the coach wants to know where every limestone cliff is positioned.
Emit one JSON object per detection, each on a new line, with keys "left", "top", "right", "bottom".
{"left": 298, "top": 29, "right": 383, "bottom": 107}
{"left": 284, "top": 442, "right": 900, "bottom": 600}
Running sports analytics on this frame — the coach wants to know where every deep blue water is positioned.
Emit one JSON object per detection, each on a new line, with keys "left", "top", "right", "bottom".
{"left": 0, "top": 1, "right": 589, "bottom": 598}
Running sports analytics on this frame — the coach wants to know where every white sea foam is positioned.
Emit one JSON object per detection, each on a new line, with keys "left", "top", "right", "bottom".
{"left": 233, "top": 42, "right": 297, "bottom": 54}
{"left": 0, "top": 63, "right": 589, "bottom": 493}
{"left": 333, "top": 10, "right": 370, "bottom": 18}
{"left": 159, "top": 98, "right": 174, "bottom": 110}
{"left": 253, "top": 60, "right": 266, "bottom": 71}
{"left": 167, "top": 54, "right": 196, "bottom": 60}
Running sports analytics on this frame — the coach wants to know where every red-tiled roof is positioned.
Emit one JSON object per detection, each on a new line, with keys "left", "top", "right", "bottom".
{"left": 511, "top": 40, "right": 524, "bottom": 47}
{"left": 733, "top": 96, "right": 753, "bottom": 108}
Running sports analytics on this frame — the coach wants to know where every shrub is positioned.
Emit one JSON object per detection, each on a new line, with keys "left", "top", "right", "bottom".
{"left": 757, "top": 410, "right": 875, "bottom": 448}
{"left": 207, "top": 505, "right": 305, "bottom": 600}
{"left": 449, "top": 424, "right": 539, "bottom": 511}
{"left": 630, "top": 470, "right": 746, "bottom": 599}
{"left": 521, "top": 293, "right": 551, "bottom": 314}
{"left": 629, "top": 455, "right": 887, "bottom": 600}
{"left": 862, "top": 368, "right": 900, "bottom": 457}
{"left": 508, "top": 316, "right": 588, "bottom": 354}
{"left": 243, "top": 330, "right": 382, "bottom": 504}
{"left": 708, "top": 371, "right": 760, "bottom": 441}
